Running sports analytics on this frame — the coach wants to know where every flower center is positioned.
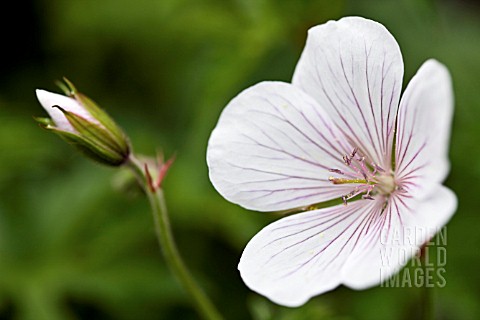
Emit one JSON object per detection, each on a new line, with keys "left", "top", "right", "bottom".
{"left": 328, "top": 148, "right": 397, "bottom": 205}
{"left": 374, "top": 174, "right": 396, "bottom": 195}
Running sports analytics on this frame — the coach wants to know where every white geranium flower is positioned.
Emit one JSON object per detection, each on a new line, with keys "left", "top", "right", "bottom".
{"left": 206, "top": 17, "right": 456, "bottom": 307}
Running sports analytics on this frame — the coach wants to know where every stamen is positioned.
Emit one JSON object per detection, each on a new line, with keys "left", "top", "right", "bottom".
{"left": 328, "top": 147, "right": 396, "bottom": 205}
{"left": 342, "top": 185, "right": 369, "bottom": 203}
{"left": 355, "top": 156, "right": 371, "bottom": 181}
{"left": 362, "top": 184, "right": 375, "bottom": 200}
{"left": 372, "top": 163, "right": 385, "bottom": 175}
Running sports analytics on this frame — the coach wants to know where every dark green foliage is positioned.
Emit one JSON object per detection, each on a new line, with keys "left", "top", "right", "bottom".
{"left": 0, "top": 0, "right": 479, "bottom": 319}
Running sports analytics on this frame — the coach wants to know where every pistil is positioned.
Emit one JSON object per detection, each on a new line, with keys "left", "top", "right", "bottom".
{"left": 328, "top": 177, "right": 368, "bottom": 185}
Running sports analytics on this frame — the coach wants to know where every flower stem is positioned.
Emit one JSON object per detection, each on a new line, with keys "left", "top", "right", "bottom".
{"left": 421, "top": 246, "right": 434, "bottom": 320}
{"left": 147, "top": 189, "right": 222, "bottom": 320}
{"left": 127, "top": 156, "right": 222, "bottom": 320}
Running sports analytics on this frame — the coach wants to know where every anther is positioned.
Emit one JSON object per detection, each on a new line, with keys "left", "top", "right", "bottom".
{"left": 351, "top": 147, "right": 358, "bottom": 158}
{"left": 328, "top": 176, "right": 346, "bottom": 184}
{"left": 343, "top": 148, "right": 359, "bottom": 166}
{"left": 329, "top": 169, "right": 344, "bottom": 174}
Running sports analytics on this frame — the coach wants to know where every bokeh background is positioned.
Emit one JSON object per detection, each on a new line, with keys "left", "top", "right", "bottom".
{"left": 0, "top": 0, "right": 479, "bottom": 319}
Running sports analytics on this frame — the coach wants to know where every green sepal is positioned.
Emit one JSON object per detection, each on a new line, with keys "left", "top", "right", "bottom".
{"left": 33, "top": 116, "right": 55, "bottom": 127}
{"left": 77, "top": 93, "right": 129, "bottom": 149}
{"left": 52, "top": 106, "right": 129, "bottom": 166}
{"left": 46, "top": 126, "right": 127, "bottom": 166}
{"left": 55, "top": 79, "right": 71, "bottom": 96}
{"left": 61, "top": 78, "right": 129, "bottom": 152}
{"left": 59, "top": 106, "right": 125, "bottom": 149}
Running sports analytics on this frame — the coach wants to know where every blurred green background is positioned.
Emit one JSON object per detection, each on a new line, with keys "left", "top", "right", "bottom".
{"left": 0, "top": 0, "right": 479, "bottom": 319}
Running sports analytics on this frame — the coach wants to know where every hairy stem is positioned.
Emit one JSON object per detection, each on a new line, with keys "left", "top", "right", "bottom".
{"left": 127, "top": 156, "right": 222, "bottom": 320}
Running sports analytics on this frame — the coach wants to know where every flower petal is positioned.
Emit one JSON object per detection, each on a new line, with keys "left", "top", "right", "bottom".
{"left": 36, "top": 89, "right": 96, "bottom": 133}
{"left": 342, "top": 185, "right": 456, "bottom": 289}
{"left": 292, "top": 17, "right": 404, "bottom": 169}
{"left": 207, "top": 81, "right": 356, "bottom": 212}
{"left": 394, "top": 60, "right": 454, "bottom": 198}
{"left": 238, "top": 199, "right": 380, "bottom": 307}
